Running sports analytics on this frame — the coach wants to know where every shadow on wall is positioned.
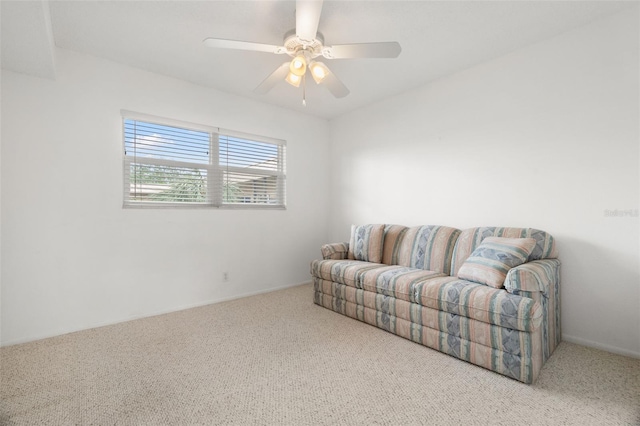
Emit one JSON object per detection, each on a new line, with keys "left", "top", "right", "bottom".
{"left": 555, "top": 234, "right": 640, "bottom": 353}
{"left": 557, "top": 235, "right": 639, "bottom": 289}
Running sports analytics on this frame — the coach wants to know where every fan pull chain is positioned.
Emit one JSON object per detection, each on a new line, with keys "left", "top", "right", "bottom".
{"left": 302, "top": 73, "right": 306, "bottom": 106}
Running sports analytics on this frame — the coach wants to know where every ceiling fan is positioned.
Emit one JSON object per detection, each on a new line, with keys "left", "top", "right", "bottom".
{"left": 203, "top": 0, "right": 401, "bottom": 102}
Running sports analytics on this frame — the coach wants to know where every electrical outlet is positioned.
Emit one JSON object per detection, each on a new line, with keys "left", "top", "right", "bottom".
{"left": 223, "top": 272, "right": 229, "bottom": 282}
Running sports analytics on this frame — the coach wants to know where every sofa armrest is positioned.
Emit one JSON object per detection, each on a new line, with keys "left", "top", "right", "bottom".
{"left": 504, "top": 259, "right": 561, "bottom": 296}
{"left": 321, "top": 242, "right": 350, "bottom": 260}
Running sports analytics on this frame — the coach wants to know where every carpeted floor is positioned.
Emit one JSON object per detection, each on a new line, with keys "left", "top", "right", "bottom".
{"left": 1, "top": 283, "right": 639, "bottom": 425}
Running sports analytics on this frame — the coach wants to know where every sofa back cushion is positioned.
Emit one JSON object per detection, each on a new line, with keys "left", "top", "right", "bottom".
{"left": 395, "top": 225, "right": 461, "bottom": 274}
{"left": 348, "top": 224, "right": 385, "bottom": 263}
{"left": 451, "top": 227, "right": 558, "bottom": 276}
{"left": 382, "top": 225, "right": 409, "bottom": 265}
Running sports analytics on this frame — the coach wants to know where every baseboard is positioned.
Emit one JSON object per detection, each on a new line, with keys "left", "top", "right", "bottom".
{"left": 562, "top": 334, "right": 640, "bottom": 359}
{"left": 0, "top": 281, "right": 311, "bottom": 348}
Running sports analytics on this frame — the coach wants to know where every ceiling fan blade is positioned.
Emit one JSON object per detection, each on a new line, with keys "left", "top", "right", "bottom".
{"left": 254, "top": 62, "right": 290, "bottom": 94}
{"left": 203, "top": 38, "right": 284, "bottom": 54}
{"left": 323, "top": 42, "right": 402, "bottom": 59}
{"left": 296, "top": 0, "right": 323, "bottom": 41}
{"left": 322, "top": 66, "right": 350, "bottom": 98}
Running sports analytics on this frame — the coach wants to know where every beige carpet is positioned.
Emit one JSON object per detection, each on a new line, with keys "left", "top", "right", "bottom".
{"left": 1, "top": 284, "right": 639, "bottom": 426}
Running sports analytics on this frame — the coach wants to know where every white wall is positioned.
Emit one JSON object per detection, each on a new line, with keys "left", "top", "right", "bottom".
{"left": 0, "top": 39, "right": 3, "bottom": 344}
{"left": 329, "top": 9, "right": 639, "bottom": 357}
{"left": 1, "top": 48, "right": 330, "bottom": 345}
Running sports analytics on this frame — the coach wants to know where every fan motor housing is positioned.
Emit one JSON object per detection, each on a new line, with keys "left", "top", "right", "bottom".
{"left": 283, "top": 29, "right": 324, "bottom": 58}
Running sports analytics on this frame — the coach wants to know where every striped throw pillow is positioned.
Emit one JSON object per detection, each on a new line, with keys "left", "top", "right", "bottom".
{"left": 348, "top": 224, "right": 385, "bottom": 263}
{"left": 457, "top": 237, "right": 536, "bottom": 288}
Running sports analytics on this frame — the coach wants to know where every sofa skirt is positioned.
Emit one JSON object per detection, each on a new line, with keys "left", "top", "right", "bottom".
{"left": 313, "top": 279, "right": 544, "bottom": 384}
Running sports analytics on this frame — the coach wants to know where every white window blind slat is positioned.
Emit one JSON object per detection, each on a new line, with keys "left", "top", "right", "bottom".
{"left": 122, "top": 113, "right": 286, "bottom": 209}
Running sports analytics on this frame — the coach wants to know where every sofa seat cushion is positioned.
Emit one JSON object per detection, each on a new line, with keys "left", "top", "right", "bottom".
{"left": 411, "top": 277, "right": 543, "bottom": 332}
{"left": 312, "top": 260, "right": 542, "bottom": 332}
{"left": 310, "top": 259, "right": 403, "bottom": 288}
{"left": 359, "top": 266, "right": 447, "bottom": 302}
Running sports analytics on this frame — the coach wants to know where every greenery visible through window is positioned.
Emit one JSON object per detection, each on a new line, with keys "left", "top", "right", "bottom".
{"left": 123, "top": 112, "right": 286, "bottom": 208}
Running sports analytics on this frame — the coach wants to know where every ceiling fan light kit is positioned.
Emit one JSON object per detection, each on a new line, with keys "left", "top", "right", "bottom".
{"left": 285, "top": 72, "right": 302, "bottom": 88}
{"left": 203, "top": 0, "right": 401, "bottom": 104}
{"left": 289, "top": 54, "right": 307, "bottom": 76}
{"left": 309, "top": 61, "right": 329, "bottom": 84}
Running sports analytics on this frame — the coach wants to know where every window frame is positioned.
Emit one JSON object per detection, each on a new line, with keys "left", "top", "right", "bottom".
{"left": 122, "top": 110, "right": 286, "bottom": 210}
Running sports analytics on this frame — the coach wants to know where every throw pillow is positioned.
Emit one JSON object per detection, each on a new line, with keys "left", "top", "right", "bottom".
{"left": 457, "top": 237, "right": 537, "bottom": 288}
{"left": 348, "top": 224, "right": 385, "bottom": 263}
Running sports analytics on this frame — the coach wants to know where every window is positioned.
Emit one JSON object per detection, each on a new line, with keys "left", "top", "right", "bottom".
{"left": 122, "top": 111, "right": 286, "bottom": 208}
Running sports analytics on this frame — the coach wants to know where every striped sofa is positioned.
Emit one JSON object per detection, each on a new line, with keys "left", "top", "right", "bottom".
{"left": 311, "top": 224, "right": 560, "bottom": 384}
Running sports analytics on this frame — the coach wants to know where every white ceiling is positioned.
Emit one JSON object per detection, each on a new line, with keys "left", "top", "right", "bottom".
{"left": 1, "top": 1, "right": 635, "bottom": 119}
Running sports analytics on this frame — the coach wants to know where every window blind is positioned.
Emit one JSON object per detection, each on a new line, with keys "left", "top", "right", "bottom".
{"left": 123, "top": 112, "right": 286, "bottom": 208}
{"left": 218, "top": 135, "right": 286, "bottom": 206}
